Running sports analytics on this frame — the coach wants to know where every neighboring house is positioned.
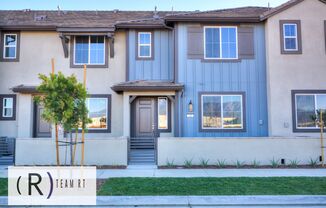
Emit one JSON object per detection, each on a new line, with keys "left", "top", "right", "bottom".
{"left": 0, "top": 0, "right": 325, "bottom": 166}
{"left": 263, "top": 0, "right": 326, "bottom": 137}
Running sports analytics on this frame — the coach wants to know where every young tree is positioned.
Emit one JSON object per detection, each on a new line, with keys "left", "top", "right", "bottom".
{"left": 34, "top": 72, "right": 90, "bottom": 165}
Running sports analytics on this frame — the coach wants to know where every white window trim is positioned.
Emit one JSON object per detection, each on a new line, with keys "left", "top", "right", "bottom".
{"left": 283, "top": 23, "right": 298, "bottom": 51}
{"left": 203, "top": 26, "right": 238, "bottom": 60}
{"left": 3, "top": 34, "right": 17, "bottom": 59}
{"left": 73, "top": 36, "right": 106, "bottom": 65}
{"left": 138, "top": 32, "right": 152, "bottom": 58}
{"left": 158, "top": 97, "right": 168, "bottom": 130}
{"left": 85, "top": 97, "right": 108, "bottom": 130}
{"left": 2, "top": 97, "right": 13, "bottom": 118}
{"left": 201, "top": 94, "right": 243, "bottom": 130}
{"left": 295, "top": 93, "right": 326, "bottom": 129}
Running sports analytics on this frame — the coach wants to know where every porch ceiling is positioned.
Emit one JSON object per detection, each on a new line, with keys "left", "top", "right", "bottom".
{"left": 111, "top": 80, "right": 184, "bottom": 93}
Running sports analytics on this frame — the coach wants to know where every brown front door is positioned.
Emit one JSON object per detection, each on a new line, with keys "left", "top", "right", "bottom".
{"left": 134, "top": 97, "right": 155, "bottom": 137}
{"left": 34, "top": 104, "right": 51, "bottom": 138}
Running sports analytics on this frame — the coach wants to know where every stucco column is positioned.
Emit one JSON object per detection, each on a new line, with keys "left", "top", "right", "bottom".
{"left": 122, "top": 92, "right": 130, "bottom": 137}
{"left": 17, "top": 94, "right": 33, "bottom": 138}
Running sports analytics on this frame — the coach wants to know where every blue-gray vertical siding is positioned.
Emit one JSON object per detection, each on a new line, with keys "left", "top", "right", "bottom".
{"left": 128, "top": 30, "right": 174, "bottom": 81}
{"left": 177, "top": 23, "right": 268, "bottom": 137}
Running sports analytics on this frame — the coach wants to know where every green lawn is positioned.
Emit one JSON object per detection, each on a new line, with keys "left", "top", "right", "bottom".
{"left": 98, "top": 177, "right": 326, "bottom": 196}
{"left": 0, "top": 178, "right": 7, "bottom": 196}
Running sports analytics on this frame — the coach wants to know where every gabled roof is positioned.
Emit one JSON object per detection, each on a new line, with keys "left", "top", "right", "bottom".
{"left": 260, "top": 0, "right": 326, "bottom": 20}
{"left": 165, "top": 7, "right": 269, "bottom": 23}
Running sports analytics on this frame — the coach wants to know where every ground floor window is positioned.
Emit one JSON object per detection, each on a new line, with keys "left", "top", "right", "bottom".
{"left": 85, "top": 95, "right": 111, "bottom": 132}
{"left": 158, "top": 97, "right": 168, "bottom": 130}
{"left": 293, "top": 91, "right": 326, "bottom": 131}
{"left": 200, "top": 92, "right": 244, "bottom": 131}
{"left": 0, "top": 94, "right": 16, "bottom": 120}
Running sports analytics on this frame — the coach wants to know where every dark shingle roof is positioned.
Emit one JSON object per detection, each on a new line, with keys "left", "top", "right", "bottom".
{"left": 0, "top": 10, "right": 177, "bottom": 29}
{"left": 0, "top": 6, "right": 272, "bottom": 30}
{"left": 165, "top": 7, "right": 269, "bottom": 22}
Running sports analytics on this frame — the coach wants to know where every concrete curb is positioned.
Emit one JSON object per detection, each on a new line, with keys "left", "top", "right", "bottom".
{"left": 1, "top": 196, "right": 326, "bottom": 206}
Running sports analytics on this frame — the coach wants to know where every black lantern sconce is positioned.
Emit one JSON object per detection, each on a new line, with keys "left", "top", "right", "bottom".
{"left": 188, "top": 100, "right": 193, "bottom": 113}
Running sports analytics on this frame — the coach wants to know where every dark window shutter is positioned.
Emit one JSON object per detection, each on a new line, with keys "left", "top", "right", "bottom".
{"left": 187, "top": 25, "right": 204, "bottom": 59}
{"left": 109, "top": 38, "right": 114, "bottom": 58}
{"left": 238, "top": 27, "right": 255, "bottom": 59}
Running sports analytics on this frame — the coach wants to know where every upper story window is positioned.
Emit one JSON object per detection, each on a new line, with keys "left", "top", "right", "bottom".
{"left": 283, "top": 24, "right": 298, "bottom": 51}
{"left": 200, "top": 93, "right": 244, "bottom": 131}
{"left": 84, "top": 95, "right": 111, "bottom": 132}
{"left": 73, "top": 36, "right": 106, "bottom": 67}
{"left": 3, "top": 34, "right": 17, "bottom": 59}
{"left": 293, "top": 91, "right": 326, "bottom": 132}
{"left": 280, "top": 20, "right": 302, "bottom": 54}
{"left": 0, "top": 32, "right": 20, "bottom": 62}
{"left": 204, "top": 26, "right": 238, "bottom": 59}
{"left": 137, "top": 32, "right": 152, "bottom": 58}
{"left": 0, "top": 94, "right": 16, "bottom": 120}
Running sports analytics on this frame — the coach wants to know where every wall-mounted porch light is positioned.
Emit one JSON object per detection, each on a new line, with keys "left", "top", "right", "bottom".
{"left": 188, "top": 100, "right": 193, "bottom": 113}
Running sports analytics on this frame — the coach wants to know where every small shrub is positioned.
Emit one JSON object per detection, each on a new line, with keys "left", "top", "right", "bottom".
{"left": 166, "top": 159, "right": 175, "bottom": 168}
{"left": 184, "top": 159, "right": 193, "bottom": 168}
{"left": 270, "top": 158, "right": 280, "bottom": 168}
{"left": 200, "top": 158, "right": 209, "bottom": 168}
{"left": 309, "top": 157, "right": 319, "bottom": 168}
{"left": 235, "top": 160, "right": 245, "bottom": 168}
{"left": 251, "top": 159, "right": 261, "bottom": 168}
{"left": 289, "top": 159, "right": 300, "bottom": 168}
{"left": 216, "top": 159, "right": 227, "bottom": 168}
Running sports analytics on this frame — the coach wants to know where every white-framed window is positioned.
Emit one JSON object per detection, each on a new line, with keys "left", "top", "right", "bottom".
{"left": 2, "top": 97, "right": 13, "bottom": 117}
{"left": 3, "top": 34, "right": 17, "bottom": 59}
{"left": 283, "top": 23, "right": 298, "bottom": 51}
{"left": 158, "top": 97, "right": 168, "bottom": 130}
{"left": 86, "top": 97, "right": 108, "bottom": 130}
{"left": 295, "top": 93, "right": 326, "bottom": 129}
{"left": 204, "top": 26, "right": 238, "bottom": 59}
{"left": 138, "top": 32, "right": 152, "bottom": 58}
{"left": 74, "top": 36, "right": 105, "bottom": 65}
{"left": 201, "top": 94, "right": 243, "bottom": 129}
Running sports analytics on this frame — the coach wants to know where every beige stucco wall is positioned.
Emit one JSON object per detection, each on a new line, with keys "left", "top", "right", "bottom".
{"left": 266, "top": 0, "right": 326, "bottom": 137}
{"left": 15, "top": 137, "right": 128, "bottom": 166}
{"left": 158, "top": 137, "right": 324, "bottom": 166}
{"left": 0, "top": 31, "right": 126, "bottom": 137}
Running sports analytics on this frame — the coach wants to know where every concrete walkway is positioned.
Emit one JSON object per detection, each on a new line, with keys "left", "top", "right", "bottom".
{"left": 1, "top": 165, "right": 326, "bottom": 178}
{"left": 1, "top": 196, "right": 326, "bottom": 207}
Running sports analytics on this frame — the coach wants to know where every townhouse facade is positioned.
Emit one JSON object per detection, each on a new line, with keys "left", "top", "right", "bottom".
{"left": 0, "top": 0, "right": 325, "bottom": 166}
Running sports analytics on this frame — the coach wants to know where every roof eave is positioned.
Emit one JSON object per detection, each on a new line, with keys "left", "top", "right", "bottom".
{"left": 115, "top": 24, "right": 166, "bottom": 29}
{"left": 111, "top": 85, "right": 184, "bottom": 94}
{"left": 0, "top": 25, "right": 57, "bottom": 31}
{"left": 165, "top": 17, "right": 262, "bottom": 23}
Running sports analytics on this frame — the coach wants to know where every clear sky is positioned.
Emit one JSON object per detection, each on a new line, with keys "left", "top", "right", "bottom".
{"left": 1, "top": 0, "right": 288, "bottom": 11}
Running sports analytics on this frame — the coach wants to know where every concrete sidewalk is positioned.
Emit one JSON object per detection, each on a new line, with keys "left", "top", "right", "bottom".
{"left": 1, "top": 196, "right": 326, "bottom": 206}
{"left": 1, "top": 165, "right": 326, "bottom": 178}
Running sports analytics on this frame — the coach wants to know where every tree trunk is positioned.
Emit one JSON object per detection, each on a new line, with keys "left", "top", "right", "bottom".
{"left": 70, "top": 131, "right": 73, "bottom": 166}
{"left": 55, "top": 124, "right": 60, "bottom": 166}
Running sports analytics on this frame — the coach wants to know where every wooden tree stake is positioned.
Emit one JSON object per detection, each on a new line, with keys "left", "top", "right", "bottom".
{"left": 81, "top": 64, "right": 87, "bottom": 166}
{"left": 52, "top": 58, "right": 60, "bottom": 166}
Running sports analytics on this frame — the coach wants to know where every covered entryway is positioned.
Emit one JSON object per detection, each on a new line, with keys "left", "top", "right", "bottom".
{"left": 111, "top": 80, "right": 184, "bottom": 165}
{"left": 130, "top": 97, "right": 156, "bottom": 164}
